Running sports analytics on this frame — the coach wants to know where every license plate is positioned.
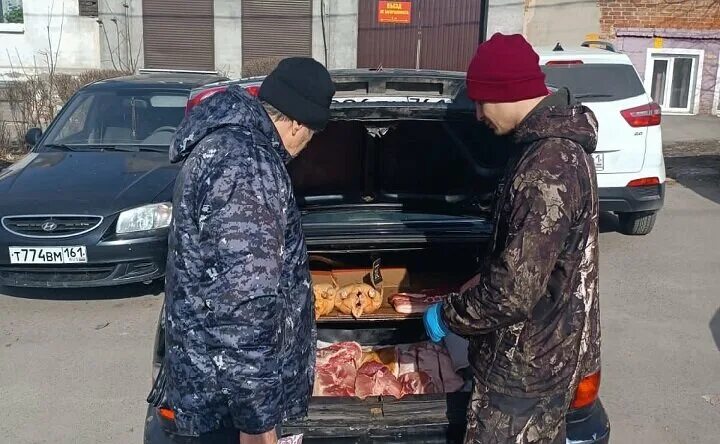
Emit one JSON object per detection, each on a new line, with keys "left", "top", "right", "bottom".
{"left": 9, "top": 246, "right": 87, "bottom": 264}
{"left": 592, "top": 153, "right": 604, "bottom": 171}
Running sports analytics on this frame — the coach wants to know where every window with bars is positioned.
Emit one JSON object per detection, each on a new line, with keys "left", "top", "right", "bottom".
{"left": 79, "top": 0, "right": 98, "bottom": 17}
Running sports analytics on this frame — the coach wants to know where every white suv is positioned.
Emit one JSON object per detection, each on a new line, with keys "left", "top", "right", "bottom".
{"left": 536, "top": 42, "right": 665, "bottom": 235}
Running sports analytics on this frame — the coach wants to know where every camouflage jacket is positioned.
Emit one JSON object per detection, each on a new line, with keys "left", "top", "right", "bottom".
{"left": 442, "top": 89, "right": 601, "bottom": 399}
{"left": 164, "top": 86, "right": 315, "bottom": 435}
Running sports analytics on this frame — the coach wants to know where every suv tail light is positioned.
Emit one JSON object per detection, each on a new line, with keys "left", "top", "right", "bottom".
{"left": 628, "top": 177, "right": 660, "bottom": 187}
{"left": 621, "top": 102, "right": 661, "bottom": 127}
{"left": 571, "top": 371, "right": 601, "bottom": 409}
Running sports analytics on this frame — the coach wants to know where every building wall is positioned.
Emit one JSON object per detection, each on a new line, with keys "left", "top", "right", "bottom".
{"left": 524, "top": 0, "right": 600, "bottom": 46}
{"left": 599, "top": 0, "right": 720, "bottom": 39}
{"left": 312, "top": 0, "right": 358, "bottom": 69}
{"left": 98, "top": 0, "right": 144, "bottom": 72}
{"left": 215, "top": 0, "right": 243, "bottom": 77}
{"left": 487, "top": 0, "right": 524, "bottom": 36}
{"left": 599, "top": 1, "right": 720, "bottom": 115}
{"left": 0, "top": 0, "right": 101, "bottom": 80}
{"left": 617, "top": 29, "right": 720, "bottom": 114}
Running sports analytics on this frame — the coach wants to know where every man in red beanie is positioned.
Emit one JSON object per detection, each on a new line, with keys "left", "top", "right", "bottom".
{"left": 423, "top": 33, "right": 601, "bottom": 443}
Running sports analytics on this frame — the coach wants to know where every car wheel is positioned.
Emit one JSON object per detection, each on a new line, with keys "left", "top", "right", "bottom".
{"left": 618, "top": 211, "right": 657, "bottom": 235}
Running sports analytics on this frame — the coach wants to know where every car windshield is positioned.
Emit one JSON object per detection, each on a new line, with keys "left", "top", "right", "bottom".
{"left": 40, "top": 89, "right": 188, "bottom": 151}
{"left": 541, "top": 63, "right": 646, "bottom": 102}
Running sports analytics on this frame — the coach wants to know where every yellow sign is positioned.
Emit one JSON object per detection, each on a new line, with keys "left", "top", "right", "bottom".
{"left": 585, "top": 33, "right": 599, "bottom": 41}
{"left": 654, "top": 37, "right": 664, "bottom": 48}
{"left": 378, "top": 1, "right": 412, "bottom": 24}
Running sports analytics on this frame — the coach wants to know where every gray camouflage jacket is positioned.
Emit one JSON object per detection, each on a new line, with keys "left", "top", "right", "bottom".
{"left": 443, "top": 88, "right": 601, "bottom": 400}
{"left": 164, "top": 86, "right": 315, "bottom": 436}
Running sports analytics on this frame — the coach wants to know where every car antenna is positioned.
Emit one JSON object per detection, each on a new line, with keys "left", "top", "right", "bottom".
{"left": 553, "top": 42, "right": 564, "bottom": 52}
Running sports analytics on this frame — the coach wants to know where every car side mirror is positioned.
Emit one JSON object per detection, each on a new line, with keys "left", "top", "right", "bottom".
{"left": 25, "top": 128, "right": 42, "bottom": 146}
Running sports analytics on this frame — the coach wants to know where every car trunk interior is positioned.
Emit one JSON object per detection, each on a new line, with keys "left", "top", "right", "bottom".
{"left": 282, "top": 116, "right": 507, "bottom": 440}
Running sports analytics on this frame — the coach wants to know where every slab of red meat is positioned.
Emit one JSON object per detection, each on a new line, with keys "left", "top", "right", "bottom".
{"left": 355, "top": 361, "right": 403, "bottom": 399}
{"left": 389, "top": 292, "right": 447, "bottom": 314}
{"left": 416, "top": 343, "right": 444, "bottom": 391}
{"left": 313, "top": 360, "right": 357, "bottom": 397}
{"left": 313, "top": 342, "right": 362, "bottom": 397}
{"left": 399, "top": 371, "right": 437, "bottom": 396}
{"left": 316, "top": 341, "right": 362, "bottom": 367}
{"left": 397, "top": 344, "right": 418, "bottom": 375}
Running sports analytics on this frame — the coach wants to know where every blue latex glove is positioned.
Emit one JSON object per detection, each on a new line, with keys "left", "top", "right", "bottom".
{"left": 423, "top": 302, "right": 449, "bottom": 343}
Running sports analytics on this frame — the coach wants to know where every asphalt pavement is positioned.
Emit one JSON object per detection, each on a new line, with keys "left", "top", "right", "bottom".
{"left": 1, "top": 179, "right": 720, "bottom": 443}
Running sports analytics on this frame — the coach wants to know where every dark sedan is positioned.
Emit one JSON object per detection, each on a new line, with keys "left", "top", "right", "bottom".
{"left": 0, "top": 72, "right": 225, "bottom": 287}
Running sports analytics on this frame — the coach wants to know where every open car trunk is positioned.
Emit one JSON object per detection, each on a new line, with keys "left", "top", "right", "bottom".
{"left": 281, "top": 114, "right": 505, "bottom": 442}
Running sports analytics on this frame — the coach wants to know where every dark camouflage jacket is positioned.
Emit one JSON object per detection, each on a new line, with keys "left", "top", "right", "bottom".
{"left": 443, "top": 89, "right": 601, "bottom": 399}
{"left": 164, "top": 86, "right": 315, "bottom": 436}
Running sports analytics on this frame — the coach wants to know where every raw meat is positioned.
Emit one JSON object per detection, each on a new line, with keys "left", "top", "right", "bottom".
{"left": 313, "top": 283, "right": 337, "bottom": 319}
{"left": 389, "top": 292, "right": 447, "bottom": 314}
{"left": 360, "top": 347, "right": 399, "bottom": 377}
{"left": 313, "top": 361, "right": 357, "bottom": 396}
{"left": 335, "top": 284, "right": 383, "bottom": 318}
{"left": 355, "top": 361, "right": 403, "bottom": 399}
{"left": 399, "top": 371, "right": 438, "bottom": 396}
{"left": 397, "top": 345, "right": 418, "bottom": 375}
{"left": 416, "top": 343, "right": 444, "bottom": 392}
{"left": 316, "top": 341, "right": 362, "bottom": 367}
{"left": 313, "top": 342, "right": 362, "bottom": 397}
{"left": 436, "top": 345, "right": 465, "bottom": 393}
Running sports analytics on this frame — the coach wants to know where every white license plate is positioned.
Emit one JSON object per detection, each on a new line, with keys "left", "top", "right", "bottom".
{"left": 9, "top": 246, "right": 87, "bottom": 264}
{"left": 592, "top": 153, "right": 604, "bottom": 171}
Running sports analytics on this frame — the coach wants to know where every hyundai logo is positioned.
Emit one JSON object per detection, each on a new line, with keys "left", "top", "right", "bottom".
{"left": 41, "top": 221, "right": 58, "bottom": 232}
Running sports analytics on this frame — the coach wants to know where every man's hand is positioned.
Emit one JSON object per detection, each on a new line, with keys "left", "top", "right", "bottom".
{"left": 240, "top": 429, "right": 278, "bottom": 444}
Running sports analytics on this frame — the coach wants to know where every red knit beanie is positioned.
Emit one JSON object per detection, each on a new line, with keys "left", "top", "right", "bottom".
{"left": 466, "top": 33, "right": 548, "bottom": 103}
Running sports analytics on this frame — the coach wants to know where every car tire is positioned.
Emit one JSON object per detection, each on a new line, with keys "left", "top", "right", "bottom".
{"left": 618, "top": 211, "right": 657, "bottom": 235}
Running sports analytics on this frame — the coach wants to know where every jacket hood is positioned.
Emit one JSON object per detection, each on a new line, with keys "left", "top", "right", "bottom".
{"left": 169, "top": 85, "right": 288, "bottom": 164}
{"left": 512, "top": 87, "right": 598, "bottom": 154}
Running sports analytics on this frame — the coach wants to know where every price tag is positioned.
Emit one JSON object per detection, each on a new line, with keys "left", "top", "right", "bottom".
{"left": 371, "top": 257, "right": 383, "bottom": 289}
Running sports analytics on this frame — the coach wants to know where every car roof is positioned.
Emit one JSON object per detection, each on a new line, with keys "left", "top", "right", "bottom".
{"left": 535, "top": 45, "right": 633, "bottom": 65}
{"left": 82, "top": 72, "right": 228, "bottom": 92}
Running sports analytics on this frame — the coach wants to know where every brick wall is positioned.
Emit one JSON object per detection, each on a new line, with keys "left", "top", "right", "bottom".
{"left": 600, "top": 0, "right": 720, "bottom": 38}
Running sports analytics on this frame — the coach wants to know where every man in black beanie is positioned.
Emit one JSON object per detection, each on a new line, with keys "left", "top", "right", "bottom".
{"left": 161, "top": 57, "right": 335, "bottom": 444}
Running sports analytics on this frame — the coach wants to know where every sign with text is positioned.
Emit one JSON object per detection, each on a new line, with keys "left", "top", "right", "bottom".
{"left": 378, "top": 1, "right": 412, "bottom": 24}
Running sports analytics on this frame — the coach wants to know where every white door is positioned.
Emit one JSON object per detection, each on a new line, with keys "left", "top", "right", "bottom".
{"left": 648, "top": 55, "right": 698, "bottom": 113}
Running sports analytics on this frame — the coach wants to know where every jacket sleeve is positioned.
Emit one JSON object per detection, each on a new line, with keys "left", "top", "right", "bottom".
{"left": 442, "top": 144, "right": 582, "bottom": 336}
{"left": 196, "top": 136, "right": 289, "bottom": 434}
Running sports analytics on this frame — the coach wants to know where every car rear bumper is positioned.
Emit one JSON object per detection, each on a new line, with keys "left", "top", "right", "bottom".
{"left": 599, "top": 183, "right": 665, "bottom": 213}
{"left": 143, "top": 399, "right": 610, "bottom": 444}
{"left": 0, "top": 234, "right": 167, "bottom": 288}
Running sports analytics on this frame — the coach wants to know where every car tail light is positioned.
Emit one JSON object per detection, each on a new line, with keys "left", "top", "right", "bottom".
{"left": 185, "top": 85, "right": 261, "bottom": 116}
{"left": 627, "top": 177, "right": 661, "bottom": 187}
{"left": 244, "top": 85, "right": 260, "bottom": 97}
{"left": 545, "top": 60, "right": 584, "bottom": 65}
{"left": 621, "top": 102, "right": 662, "bottom": 127}
{"left": 571, "top": 371, "right": 601, "bottom": 409}
{"left": 157, "top": 407, "right": 175, "bottom": 421}
{"left": 185, "top": 86, "right": 228, "bottom": 115}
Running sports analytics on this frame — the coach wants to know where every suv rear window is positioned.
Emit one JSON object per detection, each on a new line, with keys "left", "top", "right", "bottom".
{"left": 542, "top": 63, "right": 646, "bottom": 102}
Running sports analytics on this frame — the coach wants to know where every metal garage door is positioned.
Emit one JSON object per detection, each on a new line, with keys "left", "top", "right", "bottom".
{"left": 241, "top": 0, "right": 312, "bottom": 76}
{"left": 358, "top": 0, "right": 485, "bottom": 72}
{"left": 142, "top": 0, "right": 215, "bottom": 71}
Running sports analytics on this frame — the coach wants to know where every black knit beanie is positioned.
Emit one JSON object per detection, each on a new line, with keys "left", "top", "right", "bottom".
{"left": 259, "top": 57, "right": 335, "bottom": 132}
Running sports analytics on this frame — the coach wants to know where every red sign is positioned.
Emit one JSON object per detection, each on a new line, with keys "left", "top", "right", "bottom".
{"left": 378, "top": 1, "right": 412, "bottom": 24}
